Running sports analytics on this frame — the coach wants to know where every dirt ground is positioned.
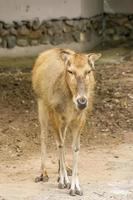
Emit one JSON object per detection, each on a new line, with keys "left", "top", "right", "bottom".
{"left": 0, "top": 42, "right": 133, "bottom": 199}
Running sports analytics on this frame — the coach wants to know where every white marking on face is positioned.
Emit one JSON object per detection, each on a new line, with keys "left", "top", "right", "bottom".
{"left": 73, "top": 94, "right": 88, "bottom": 110}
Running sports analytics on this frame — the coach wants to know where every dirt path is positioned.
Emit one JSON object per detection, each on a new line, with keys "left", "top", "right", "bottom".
{"left": 0, "top": 143, "right": 133, "bottom": 200}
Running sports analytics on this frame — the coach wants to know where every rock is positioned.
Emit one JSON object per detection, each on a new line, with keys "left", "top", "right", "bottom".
{"left": 7, "top": 36, "right": 16, "bottom": 48}
{"left": 0, "top": 37, "right": 2, "bottom": 44}
{"left": 90, "top": 20, "right": 99, "bottom": 30}
{"left": 128, "top": 15, "right": 133, "bottom": 20}
{"left": 65, "top": 20, "right": 73, "bottom": 26}
{"left": 41, "top": 35, "right": 50, "bottom": 44}
{"left": 25, "top": 21, "right": 33, "bottom": 28}
{"left": 2, "top": 40, "right": 7, "bottom": 48}
{"left": 106, "top": 28, "right": 115, "bottom": 35}
{"left": 117, "top": 17, "right": 128, "bottom": 25}
{"left": 80, "top": 24, "right": 87, "bottom": 32}
{"left": 45, "top": 20, "right": 52, "bottom": 28}
{"left": 13, "top": 21, "right": 23, "bottom": 27}
{"left": 0, "top": 29, "right": 9, "bottom": 36}
{"left": 30, "top": 30, "right": 42, "bottom": 39}
{"left": 63, "top": 25, "right": 71, "bottom": 33}
{"left": 128, "top": 94, "right": 133, "bottom": 99}
{"left": 18, "top": 25, "right": 30, "bottom": 36}
{"left": 10, "top": 27, "right": 18, "bottom": 36}
{"left": 40, "top": 24, "right": 47, "bottom": 33}
{"left": 0, "top": 23, "right": 3, "bottom": 30}
{"left": 52, "top": 22, "right": 63, "bottom": 34}
{"left": 114, "top": 92, "right": 121, "bottom": 98}
{"left": 17, "top": 38, "right": 29, "bottom": 46}
{"left": 72, "top": 31, "right": 80, "bottom": 42}
{"left": 30, "top": 40, "right": 39, "bottom": 46}
{"left": 51, "top": 34, "right": 63, "bottom": 45}
{"left": 32, "top": 18, "right": 40, "bottom": 30}
{"left": 80, "top": 31, "right": 91, "bottom": 42}
{"left": 41, "top": 20, "right": 46, "bottom": 25}
{"left": 3, "top": 23, "right": 12, "bottom": 29}
{"left": 113, "top": 35, "right": 120, "bottom": 41}
{"left": 47, "top": 29, "right": 54, "bottom": 36}
{"left": 98, "top": 29, "right": 103, "bottom": 36}
{"left": 73, "top": 20, "right": 83, "bottom": 31}
{"left": 125, "top": 23, "right": 133, "bottom": 29}
{"left": 63, "top": 32, "right": 73, "bottom": 43}
{"left": 86, "top": 21, "right": 91, "bottom": 28}
{"left": 22, "top": 20, "right": 30, "bottom": 26}
{"left": 116, "top": 26, "right": 126, "bottom": 35}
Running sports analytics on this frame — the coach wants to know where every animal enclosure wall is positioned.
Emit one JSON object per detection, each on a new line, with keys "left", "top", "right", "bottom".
{"left": 104, "top": 0, "right": 133, "bottom": 42}
{"left": 0, "top": 0, "right": 133, "bottom": 56}
{"left": 104, "top": 0, "right": 133, "bottom": 13}
{"left": 0, "top": 0, "right": 103, "bottom": 21}
{"left": 0, "top": 0, "right": 103, "bottom": 56}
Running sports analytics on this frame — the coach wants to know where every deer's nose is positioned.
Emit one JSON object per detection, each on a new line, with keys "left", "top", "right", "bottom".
{"left": 77, "top": 97, "right": 87, "bottom": 110}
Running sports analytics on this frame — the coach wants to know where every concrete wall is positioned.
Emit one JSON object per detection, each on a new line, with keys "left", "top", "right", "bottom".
{"left": 0, "top": 0, "right": 103, "bottom": 56}
{"left": 104, "top": 0, "right": 133, "bottom": 13}
{"left": 81, "top": 0, "right": 103, "bottom": 18}
{"left": 0, "top": 0, "right": 103, "bottom": 22}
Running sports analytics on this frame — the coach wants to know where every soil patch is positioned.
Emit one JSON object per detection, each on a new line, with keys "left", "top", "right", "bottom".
{"left": 0, "top": 45, "right": 133, "bottom": 160}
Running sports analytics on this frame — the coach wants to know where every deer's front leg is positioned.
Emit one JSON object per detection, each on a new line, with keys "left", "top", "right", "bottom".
{"left": 70, "top": 132, "right": 83, "bottom": 196}
{"left": 69, "top": 116, "right": 85, "bottom": 196}
{"left": 55, "top": 126, "right": 70, "bottom": 189}
{"left": 58, "top": 144, "right": 70, "bottom": 189}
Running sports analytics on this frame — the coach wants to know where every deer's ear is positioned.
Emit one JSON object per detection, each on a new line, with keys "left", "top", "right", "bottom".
{"left": 60, "top": 50, "right": 73, "bottom": 66}
{"left": 87, "top": 53, "right": 102, "bottom": 70}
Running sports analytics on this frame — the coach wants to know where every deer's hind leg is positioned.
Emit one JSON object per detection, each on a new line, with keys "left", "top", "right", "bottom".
{"left": 35, "top": 99, "right": 49, "bottom": 182}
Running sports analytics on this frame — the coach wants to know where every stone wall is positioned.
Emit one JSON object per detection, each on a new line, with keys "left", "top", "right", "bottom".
{"left": 0, "top": 13, "right": 133, "bottom": 50}
{"left": 0, "top": 15, "right": 103, "bottom": 49}
{"left": 104, "top": 13, "right": 133, "bottom": 42}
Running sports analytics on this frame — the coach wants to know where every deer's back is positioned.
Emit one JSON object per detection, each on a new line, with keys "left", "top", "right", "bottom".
{"left": 32, "top": 48, "right": 72, "bottom": 109}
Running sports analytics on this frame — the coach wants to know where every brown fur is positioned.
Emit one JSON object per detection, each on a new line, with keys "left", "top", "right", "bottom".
{"left": 32, "top": 48, "right": 101, "bottom": 195}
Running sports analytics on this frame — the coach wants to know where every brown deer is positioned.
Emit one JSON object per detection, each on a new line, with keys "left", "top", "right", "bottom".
{"left": 32, "top": 48, "right": 101, "bottom": 196}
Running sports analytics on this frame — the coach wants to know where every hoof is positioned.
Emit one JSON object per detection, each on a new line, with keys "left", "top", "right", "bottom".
{"left": 75, "top": 189, "right": 83, "bottom": 196}
{"left": 65, "top": 182, "right": 71, "bottom": 189}
{"left": 66, "top": 167, "right": 72, "bottom": 176}
{"left": 69, "top": 189, "right": 76, "bottom": 196}
{"left": 35, "top": 174, "right": 49, "bottom": 183}
{"left": 58, "top": 183, "right": 65, "bottom": 189}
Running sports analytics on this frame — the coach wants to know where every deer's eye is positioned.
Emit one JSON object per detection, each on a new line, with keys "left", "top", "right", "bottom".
{"left": 67, "top": 70, "right": 73, "bottom": 74}
{"left": 85, "top": 70, "right": 91, "bottom": 75}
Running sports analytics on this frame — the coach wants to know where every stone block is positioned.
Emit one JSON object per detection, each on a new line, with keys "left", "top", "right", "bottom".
{"left": 72, "top": 31, "right": 80, "bottom": 42}
{"left": 30, "top": 40, "right": 39, "bottom": 46}
{"left": 32, "top": 18, "right": 40, "bottom": 30}
{"left": 2, "top": 39, "right": 7, "bottom": 48}
{"left": 7, "top": 35, "right": 16, "bottom": 48}
{"left": 17, "top": 38, "right": 29, "bottom": 47}
{"left": 30, "top": 30, "right": 42, "bottom": 39}
{"left": 0, "top": 29, "right": 9, "bottom": 37}
{"left": 10, "top": 27, "right": 18, "bottom": 36}
{"left": 18, "top": 25, "right": 30, "bottom": 36}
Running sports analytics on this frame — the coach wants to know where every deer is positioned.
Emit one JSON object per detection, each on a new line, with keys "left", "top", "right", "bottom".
{"left": 32, "top": 48, "right": 101, "bottom": 196}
